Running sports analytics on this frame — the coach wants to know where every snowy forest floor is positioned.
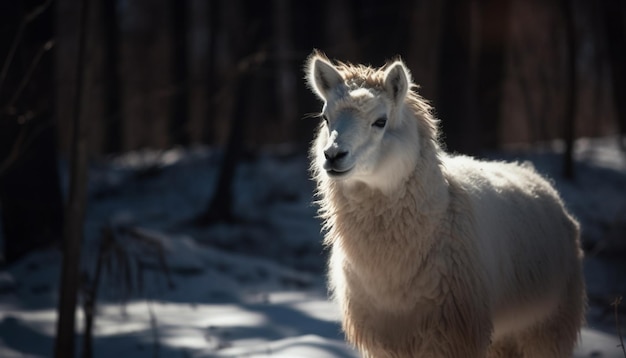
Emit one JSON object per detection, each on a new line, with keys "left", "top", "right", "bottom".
{"left": 0, "top": 136, "right": 626, "bottom": 357}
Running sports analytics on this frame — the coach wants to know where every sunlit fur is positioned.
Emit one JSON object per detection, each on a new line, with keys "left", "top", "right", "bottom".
{"left": 306, "top": 51, "right": 585, "bottom": 358}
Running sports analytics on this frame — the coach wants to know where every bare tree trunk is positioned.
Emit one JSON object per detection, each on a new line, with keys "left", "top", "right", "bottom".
{"left": 186, "top": 0, "right": 209, "bottom": 144}
{"left": 170, "top": 0, "right": 190, "bottom": 146}
{"left": 120, "top": 0, "right": 171, "bottom": 150}
{"left": 54, "top": 0, "right": 90, "bottom": 356}
{"left": 273, "top": 0, "right": 297, "bottom": 141}
{"left": 196, "top": 77, "right": 246, "bottom": 224}
{"left": 508, "top": 1, "right": 564, "bottom": 146}
{"left": 476, "top": 0, "right": 511, "bottom": 150}
{"left": 324, "top": 0, "right": 358, "bottom": 61}
{"left": 561, "top": 0, "right": 577, "bottom": 179}
{"left": 203, "top": 0, "right": 219, "bottom": 144}
{"left": 407, "top": 0, "right": 445, "bottom": 101}
{"left": 102, "top": 0, "right": 121, "bottom": 153}
{"left": 603, "top": 0, "right": 626, "bottom": 149}
{"left": 195, "top": 0, "right": 247, "bottom": 224}
{"left": 436, "top": 0, "right": 475, "bottom": 154}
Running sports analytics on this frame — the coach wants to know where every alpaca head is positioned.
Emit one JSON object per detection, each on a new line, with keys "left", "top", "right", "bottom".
{"left": 306, "top": 52, "right": 422, "bottom": 193}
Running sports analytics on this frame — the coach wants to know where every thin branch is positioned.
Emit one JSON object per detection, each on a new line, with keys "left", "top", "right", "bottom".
{"left": 0, "top": 0, "right": 53, "bottom": 95}
{"left": 24, "top": 0, "right": 54, "bottom": 24}
{"left": 0, "top": 121, "right": 51, "bottom": 177}
{"left": 0, "top": 22, "right": 26, "bottom": 95}
{"left": 0, "top": 127, "right": 27, "bottom": 177}
{"left": 612, "top": 296, "right": 626, "bottom": 358}
{"left": 81, "top": 234, "right": 108, "bottom": 358}
{"left": 147, "top": 300, "right": 160, "bottom": 358}
{"left": 5, "top": 39, "right": 55, "bottom": 111}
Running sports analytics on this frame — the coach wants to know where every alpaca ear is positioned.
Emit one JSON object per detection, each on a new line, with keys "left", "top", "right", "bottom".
{"left": 307, "top": 54, "right": 344, "bottom": 101}
{"left": 383, "top": 61, "right": 410, "bottom": 104}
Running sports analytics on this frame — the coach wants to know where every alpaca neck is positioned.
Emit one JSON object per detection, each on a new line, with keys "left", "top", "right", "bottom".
{"left": 324, "top": 146, "right": 450, "bottom": 306}
{"left": 325, "top": 142, "right": 449, "bottom": 247}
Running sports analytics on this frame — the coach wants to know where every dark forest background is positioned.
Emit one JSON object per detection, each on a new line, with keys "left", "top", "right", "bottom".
{"left": 0, "top": 0, "right": 624, "bottom": 257}
{"left": 1, "top": 0, "right": 626, "bottom": 263}
{"left": 1, "top": 1, "right": 625, "bottom": 356}
{"left": 8, "top": 0, "right": 626, "bottom": 156}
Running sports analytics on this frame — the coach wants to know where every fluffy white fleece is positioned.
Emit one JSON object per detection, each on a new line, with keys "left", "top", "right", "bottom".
{"left": 306, "top": 51, "right": 585, "bottom": 358}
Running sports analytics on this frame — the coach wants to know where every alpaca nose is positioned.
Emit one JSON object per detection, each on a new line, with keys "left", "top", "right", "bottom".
{"left": 324, "top": 149, "right": 348, "bottom": 163}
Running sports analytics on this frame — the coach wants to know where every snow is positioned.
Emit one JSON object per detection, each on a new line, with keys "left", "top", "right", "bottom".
{"left": 1, "top": 137, "right": 625, "bottom": 357}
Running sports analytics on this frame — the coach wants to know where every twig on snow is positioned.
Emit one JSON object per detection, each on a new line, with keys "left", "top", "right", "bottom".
{"left": 612, "top": 296, "right": 626, "bottom": 358}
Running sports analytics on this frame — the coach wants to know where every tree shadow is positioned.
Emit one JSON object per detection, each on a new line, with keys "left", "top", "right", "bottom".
{"left": 0, "top": 315, "right": 55, "bottom": 357}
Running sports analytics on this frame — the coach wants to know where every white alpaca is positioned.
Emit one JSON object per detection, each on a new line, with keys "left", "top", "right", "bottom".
{"left": 305, "top": 51, "right": 585, "bottom": 358}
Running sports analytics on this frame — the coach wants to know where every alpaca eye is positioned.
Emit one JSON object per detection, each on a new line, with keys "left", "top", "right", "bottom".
{"left": 373, "top": 117, "right": 387, "bottom": 128}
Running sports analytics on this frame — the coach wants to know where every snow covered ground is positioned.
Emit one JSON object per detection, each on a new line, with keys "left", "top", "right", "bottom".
{"left": 0, "top": 136, "right": 625, "bottom": 357}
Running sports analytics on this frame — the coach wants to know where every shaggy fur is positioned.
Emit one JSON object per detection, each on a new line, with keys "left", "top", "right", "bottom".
{"left": 305, "top": 50, "right": 585, "bottom": 358}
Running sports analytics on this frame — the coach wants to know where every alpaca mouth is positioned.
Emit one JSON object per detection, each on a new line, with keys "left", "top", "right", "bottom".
{"left": 322, "top": 157, "right": 354, "bottom": 178}
{"left": 326, "top": 167, "right": 353, "bottom": 178}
